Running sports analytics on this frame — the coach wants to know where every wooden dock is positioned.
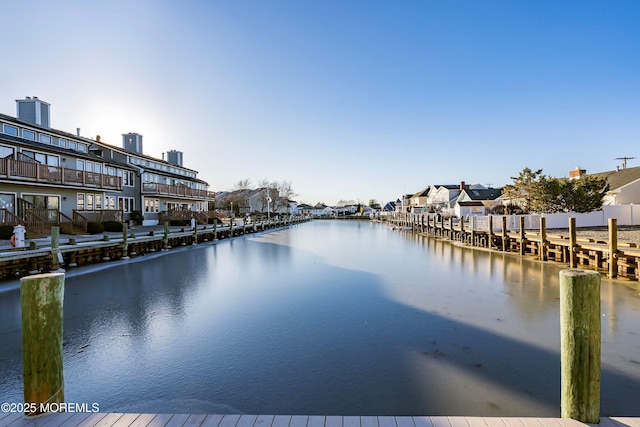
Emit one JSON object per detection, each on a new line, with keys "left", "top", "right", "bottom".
{"left": 382, "top": 214, "right": 640, "bottom": 281}
{"left": 0, "top": 217, "right": 310, "bottom": 280}
{"left": 1, "top": 413, "right": 639, "bottom": 427}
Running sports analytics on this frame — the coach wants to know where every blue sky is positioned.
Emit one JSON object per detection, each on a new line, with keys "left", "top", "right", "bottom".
{"left": 1, "top": 1, "right": 638, "bottom": 205}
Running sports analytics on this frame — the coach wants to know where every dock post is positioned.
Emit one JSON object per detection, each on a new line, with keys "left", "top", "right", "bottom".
{"left": 163, "top": 221, "right": 169, "bottom": 250}
{"left": 470, "top": 216, "right": 476, "bottom": 246}
{"left": 502, "top": 216, "right": 508, "bottom": 252}
{"left": 488, "top": 215, "right": 494, "bottom": 248}
{"left": 449, "top": 217, "right": 454, "bottom": 240}
{"left": 608, "top": 218, "right": 617, "bottom": 278}
{"left": 50, "top": 226, "right": 62, "bottom": 271}
{"left": 213, "top": 218, "right": 218, "bottom": 240}
{"left": 21, "top": 272, "right": 65, "bottom": 417}
{"left": 193, "top": 219, "right": 198, "bottom": 244}
{"left": 540, "top": 217, "right": 547, "bottom": 261}
{"left": 569, "top": 217, "right": 577, "bottom": 268}
{"left": 122, "top": 223, "right": 130, "bottom": 259}
{"left": 519, "top": 216, "right": 526, "bottom": 255}
{"left": 560, "top": 269, "right": 600, "bottom": 423}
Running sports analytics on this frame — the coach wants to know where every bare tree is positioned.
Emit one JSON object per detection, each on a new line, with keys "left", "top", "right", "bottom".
{"left": 230, "top": 178, "right": 252, "bottom": 191}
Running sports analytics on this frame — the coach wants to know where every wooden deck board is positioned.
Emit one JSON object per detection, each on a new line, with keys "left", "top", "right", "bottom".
{"left": 396, "top": 417, "right": 416, "bottom": 427}
{"left": 255, "top": 415, "right": 276, "bottom": 427}
{"left": 430, "top": 417, "right": 453, "bottom": 427}
{"left": 272, "top": 415, "right": 292, "bottom": 427}
{"left": 237, "top": 415, "right": 259, "bottom": 427}
{"left": 343, "top": 416, "right": 361, "bottom": 427}
{"left": 308, "top": 416, "right": 326, "bottom": 427}
{"left": 1, "top": 414, "right": 638, "bottom": 427}
{"left": 361, "top": 416, "right": 379, "bottom": 427}
{"left": 326, "top": 416, "right": 343, "bottom": 427}
{"left": 413, "top": 417, "right": 435, "bottom": 427}
{"left": 378, "top": 416, "right": 397, "bottom": 427}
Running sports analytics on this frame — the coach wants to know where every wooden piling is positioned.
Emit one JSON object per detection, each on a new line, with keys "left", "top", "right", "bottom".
{"left": 569, "top": 217, "right": 577, "bottom": 268}
{"left": 193, "top": 220, "right": 198, "bottom": 244}
{"left": 121, "top": 223, "right": 130, "bottom": 259}
{"left": 519, "top": 216, "right": 526, "bottom": 256}
{"left": 560, "top": 269, "right": 600, "bottom": 423}
{"left": 608, "top": 218, "right": 617, "bottom": 278}
{"left": 20, "top": 272, "right": 65, "bottom": 417}
{"left": 502, "top": 216, "right": 508, "bottom": 252}
{"left": 540, "top": 217, "right": 547, "bottom": 261}
{"left": 50, "top": 226, "right": 61, "bottom": 271}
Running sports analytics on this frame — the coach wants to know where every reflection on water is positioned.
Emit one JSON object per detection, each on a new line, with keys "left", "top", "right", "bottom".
{"left": 1, "top": 220, "right": 639, "bottom": 416}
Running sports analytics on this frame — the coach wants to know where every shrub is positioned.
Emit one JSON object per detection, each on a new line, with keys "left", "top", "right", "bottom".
{"left": 170, "top": 219, "right": 189, "bottom": 226}
{"left": 129, "top": 210, "right": 144, "bottom": 225}
{"left": 0, "top": 225, "right": 14, "bottom": 240}
{"left": 87, "top": 221, "right": 104, "bottom": 234}
{"left": 102, "top": 221, "right": 123, "bottom": 232}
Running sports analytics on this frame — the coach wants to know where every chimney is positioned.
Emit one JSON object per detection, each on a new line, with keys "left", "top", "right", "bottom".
{"left": 460, "top": 181, "right": 465, "bottom": 191}
{"left": 96, "top": 135, "right": 101, "bottom": 142}
{"left": 569, "top": 166, "right": 586, "bottom": 180}
{"left": 77, "top": 128, "right": 81, "bottom": 137}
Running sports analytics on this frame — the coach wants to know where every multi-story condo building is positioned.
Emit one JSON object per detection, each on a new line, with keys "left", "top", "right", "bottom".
{"left": 0, "top": 97, "right": 213, "bottom": 236}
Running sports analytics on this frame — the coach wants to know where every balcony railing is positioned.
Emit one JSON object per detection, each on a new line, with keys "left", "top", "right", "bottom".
{"left": 0, "top": 158, "right": 122, "bottom": 190}
{"left": 142, "top": 183, "right": 214, "bottom": 199}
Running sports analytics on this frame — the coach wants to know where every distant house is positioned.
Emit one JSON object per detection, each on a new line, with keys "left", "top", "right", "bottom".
{"left": 408, "top": 187, "right": 430, "bottom": 213}
{"left": 426, "top": 182, "right": 485, "bottom": 214}
{"left": 588, "top": 166, "right": 640, "bottom": 205}
{"left": 454, "top": 187, "right": 503, "bottom": 217}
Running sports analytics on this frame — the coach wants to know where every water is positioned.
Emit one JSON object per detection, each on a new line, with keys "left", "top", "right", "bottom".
{"left": 1, "top": 220, "right": 639, "bottom": 416}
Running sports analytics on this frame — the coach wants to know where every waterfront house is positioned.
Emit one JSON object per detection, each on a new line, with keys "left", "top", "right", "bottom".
{"left": 586, "top": 166, "right": 640, "bottom": 205}
{"left": 408, "top": 187, "right": 430, "bottom": 213}
{"left": 454, "top": 187, "right": 503, "bottom": 217}
{"left": 0, "top": 97, "right": 213, "bottom": 236}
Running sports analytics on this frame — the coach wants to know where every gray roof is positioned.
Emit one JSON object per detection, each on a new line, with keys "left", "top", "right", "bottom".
{"left": 590, "top": 166, "right": 640, "bottom": 191}
{"left": 462, "top": 188, "right": 503, "bottom": 201}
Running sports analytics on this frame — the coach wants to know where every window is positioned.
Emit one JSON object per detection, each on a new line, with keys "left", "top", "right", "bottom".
{"left": 0, "top": 145, "right": 14, "bottom": 159}
{"left": 95, "top": 194, "right": 102, "bottom": 210}
{"left": 144, "top": 198, "right": 159, "bottom": 213}
{"left": 123, "top": 171, "right": 134, "bottom": 186}
{"left": 86, "top": 161, "right": 93, "bottom": 172}
{"left": 77, "top": 159, "right": 85, "bottom": 171}
{"left": 77, "top": 193, "right": 85, "bottom": 210}
{"left": 118, "top": 197, "right": 134, "bottom": 213}
{"left": 105, "top": 196, "right": 116, "bottom": 210}
{"left": 78, "top": 144, "right": 87, "bottom": 153}
{"left": 94, "top": 163, "right": 102, "bottom": 174}
{"left": 59, "top": 139, "right": 67, "bottom": 148}
{"left": 21, "top": 149, "right": 58, "bottom": 166}
{"left": 39, "top": 134, "right": 52, "bottom": 144}
{"left": 69, "top": 141, "right": 77, "bottom": 150}
{"left": 87, "top": 194, "right": 94, "bottom": 210}
{"left": 3, "top": 125, "right": 18, "bottom": 136}
{"left": 22, "top": 129, "right": 36, "bottom": 140}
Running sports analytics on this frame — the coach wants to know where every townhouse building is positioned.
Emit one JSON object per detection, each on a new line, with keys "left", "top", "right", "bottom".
{"left": 0, "top": 97, "right": 213, "bottom": 236}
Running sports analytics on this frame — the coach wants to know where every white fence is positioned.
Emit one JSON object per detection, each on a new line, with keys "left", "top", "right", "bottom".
{"left": 471, "top": 204, "right": 640, "bottom": 231}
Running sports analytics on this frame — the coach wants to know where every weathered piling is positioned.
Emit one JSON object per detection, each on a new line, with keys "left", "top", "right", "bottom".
{"left": 50, "top": 226, "right": 62, "bottom": 271}
{"left": 21, "top": 272, "right": 65, "bottom": 417}
{"left": 502, "top": 216, "right": 508, "bottom": 252}
{"left": 540, "top": 217, "right": 547, "bottom": 261}
{"left": 560, "top": 269, "right": 600, "bottom": 423}
{"left": 121, "top": 223, "right": 129, "bottom": 259}
{"left": 569, "top": 218, "right": 577, "bottom": 268}
{"left": 519, "top": 216, "right": 526, "bottom": 256}
{"left": 608, "top": 218, "right": 617, "bottom": 278}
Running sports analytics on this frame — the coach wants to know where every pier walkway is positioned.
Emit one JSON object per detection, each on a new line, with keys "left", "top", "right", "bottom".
{"left": 1, "top": 413, "right": 639, "bottom": 427}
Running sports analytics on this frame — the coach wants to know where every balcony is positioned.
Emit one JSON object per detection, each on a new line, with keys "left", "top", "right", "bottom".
{"left": 0, "top": 158, "right": 122, "bottom": 190}
{"left": 142, "top": 183, "right": 214, "bottom": 199}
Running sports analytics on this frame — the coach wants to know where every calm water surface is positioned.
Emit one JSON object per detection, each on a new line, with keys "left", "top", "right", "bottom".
{"left": 1, "top": 220, "right": 639, "bottom": 416}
